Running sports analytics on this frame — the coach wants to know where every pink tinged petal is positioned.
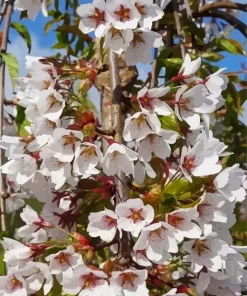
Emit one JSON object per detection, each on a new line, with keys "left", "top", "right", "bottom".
{"left": 152, "top": 98, "right": 172, "bottom": 116}
{"left": 134, "top": 161, "right": 145, "bottom": 184}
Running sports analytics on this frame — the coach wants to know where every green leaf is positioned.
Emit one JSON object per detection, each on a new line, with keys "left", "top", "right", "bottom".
{"left": 0, "top": 53, "right": 19, "bottom": 88}
{"left": 16, "top": 105, "right": 30, "bottom": 136}
{"left": 52, "top": 42, "right": 68, "bottom": 49}
{"left": 163, "top": 58, "right": 183, "bottom": 68}
{"left": 162, "top": 193, "right": 177, "bottom": 206}
{"left": 228, "top": 39, "right": 246, "bottom": 55}
{"left": 158, "top": 112, "right": 180, "bottom": 132}
{"left": 201, "top": 51, "right": 224, "bottom": 61}
{"left": 217, "top": 38, "right": 238, "bottom": 54}
{"left": 11, "top": 22, "right": 31, "bottom": 53}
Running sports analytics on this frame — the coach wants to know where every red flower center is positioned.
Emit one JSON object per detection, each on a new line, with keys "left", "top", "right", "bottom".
{"left": 182, "top": 156, "right": 196, "bottom": 171}
{"left": 114, "top": 5, "right": 130, "bottom": 21}
{"left": 10, "top": 276, "right": 23, "bottom": 291}
{"left": 168, "top": 214, "right": 184, "bottom": 228}
{"left": 88, "top": 8, "right": 105, "bottom": 26}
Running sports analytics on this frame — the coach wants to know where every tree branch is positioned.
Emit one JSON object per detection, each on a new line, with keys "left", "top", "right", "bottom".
{"left": 198, "top": 2, "right": 247, "bottom": 14}
{"left": 193, "top": 9, "right": 247, "bottom": 38}
{"left": 0, "top": 0, "right": 15, "bottom": 232}
{"left": 108, "top": 49, "right": 131, "bottom": 259}
{"left": 172, "top": 0, "right": 186, "bottom": 58}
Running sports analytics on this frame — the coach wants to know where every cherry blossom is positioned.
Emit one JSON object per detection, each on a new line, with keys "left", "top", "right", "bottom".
{"left": 214, "top": 164, "right": 246, "bottom": 202}
{"left": 62, "top": 266, "right": 109, "bottom": 296}
{"left": 77, "top": 0, "right": 109, "bottom": 37}
{"left": 134, "top": 222, "right": 180, "bottom": 263}
{"left": 137, "top": 86, "right": 172, "bottom": 115}
{"left": 123, "top": 111, "right": 161, "bottom": 142}
{"left": 178, "top": 53, "right": 201, "bottom": 77}
{"left": 110, "top": 269, "right": 148, "bottom": 296}
{"left": 106, "top": 0, "right": 141, "bottom": 30}
{"left": 133, "top": 160, "right": 156, "bottom": 184}
{"left": 183, "top": 234, "right": 228, "bottom": 272}
{"left": 116, "top": 198, "right": 154, "bottom": 237}
{"left": 45, "top": 245, "right": 84, "bottom": 284}
{"left": 125, "top": 28, "right": 163, "bottom": 65}
{"left": 87, "top": 209, "right": 119, "bottom": 242}
{"left": 0, "top": 272, "right": 27, "bottom": 296}
{"left": 5, "top": 193, "right": 27, "bottom": 213}
{"left": 166, "top": 208, "right": 202, "bottom": 240}
{"left": 138, "top": 130, "right": 178, "bottom": 162}
{"left": 47, "top": 128, "right": 83, "bottom": 162}
{"left": 102, "top": 143, "right": 138, "bottom": 176}
{"left": 73, "top": 142, "right": 103, "bottom": 176}
{"left": 134, "top": 0, "right": 164, "bottom": 29}
{"left": 14, "top": 0, "right": 48, "bottom": 20}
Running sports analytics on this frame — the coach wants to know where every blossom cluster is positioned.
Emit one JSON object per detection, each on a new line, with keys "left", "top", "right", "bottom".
{"left": 0, "top": 1, "right": 246, "bottom": 296}
{"left": 77, "top": 0, "right": 165, "bottom": 65}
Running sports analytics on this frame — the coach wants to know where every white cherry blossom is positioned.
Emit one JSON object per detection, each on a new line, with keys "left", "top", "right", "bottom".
{"left": 137, "top": 86, "right": 172, "bottom": 115}
{"left": 103, "top": 27, "right": 133, "bottom": 54}
{"left": 110, "top": 269, "right": 148, "bottom": 296}
{"left": 123, "top": 111, "right": 161, "bottom": 142}
{"left": 77, "top": 0, "right": 109, "bottom": 37}
{"left": 180, "top": 134, "right": 222, "bottom": 182}
{"left": 133, "top": 160, "right": 156, "bottom": 184}
{"left": 134, "top": 0, "right": 164, "bottom": 29}
{"left": 138, "top": 130, "right": 178, "bottom": 162}
{"left": 125, "top": 29, "right": 163, "bottom": 66}
{"left": 0, "top": 136, "right": 26, "bottom": 158}
{"left": 102, "top": 143, "right": 138, "bottom": 176}
{"left": 73, "top": 142, "right": 103, "bottom": 176}
{"left": 214, "top": 164, "right": 246, "bottom": 202}
{"left": 63, "top": 266, "right": 109, "bottom": 296}
{"left": 106, "top": 0, "right": 141, "bottom": 30}
{"left": 166, "top": 208, "right": 202, "bottom": 240}
{"left": 37, "top": 87, "right": 65, "bottom": 122}
{"left": 5, "top": 193, "right": 27, "bottom": 213}
{"left": 183, "top": 234, "right": 228, "bottom": 273}
{"left": 179, "top": 53, "right": 201, "bottom": 77}
{"left": 47, "top": 128, "right": 83, "bottom": 162}
{"left": 14, "top": 0, "right": 48, "bottom": 20}
{"left": 87, "top": 209, "right": 118, "bottom": 242}
{"left": 46, "top": 245, "right": 84, "bottom": 285}
{"left": 134, "top": 222, "right": 180, "bottom": 263}
{"left": 0, "top": 272, "right": 27, "bottom": 296}
{"left": 116, "top": 198, "right": 154, "bottom": 237}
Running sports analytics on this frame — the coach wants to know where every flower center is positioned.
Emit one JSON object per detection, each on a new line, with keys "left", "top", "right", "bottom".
{"left": 168, "top": 214, "right": 184, "bottom": 228}
{"left": 135, "top": 2, "right": 146, "bottom": 15}
{"left": 119, "top": 272, "right": 137, "bottom": 288}
{"left": 88, "top": 8, "right": 105, "bottom": 25}
{"left": 63, "top": 132, "right": 80, "bottom": 147}
{"left": 129, "top": 208, "right": 144, "bottom": 223}
{"left": 48, "top": 94, "right": 60, "bottom": 107}
{"left": 103, "top": 215, "right": 117, "bottom": 227}
{"left": 43, "top": 80, "right": 51, "bottom": 89}
{"left": 149, "top": 226, "right": 166, "bottom": 240}
{"left": 82, "top": 146, "right": 96, "bottom": 159}
{"left": 10, "top": 276, "right": 23, "bottom": 291}
{"left": 47, "top": 120, "right": 57, "bottom": 129}
{"left": 182, "top": 156, "right": 196, "bottom": 171}
{"left": 55, "top": 252, "right": 71, "bottom": 265}
{"left": 132, "top": 32, "right": 146, "bottom": 48}
{"left": 135, "top": 114, "right": 147, "bottom": 127}
{"left": 82, "top": 273, "right": 98, "bottom": 288}
{"left": 192, "top": 239, "right": 210, "bottom": 256}
{"left": 178, "top": 97, "right": 191, "bottom": 111}
{"left": 114, "top": 5, "right": 130, "bottom": 21}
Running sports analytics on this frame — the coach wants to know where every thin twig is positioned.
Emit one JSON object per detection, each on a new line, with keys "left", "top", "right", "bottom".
{"left": 183, "top": 0, "right": 192, "bottom": 19}
{"left": 198, "top": 2, "right": 247, "bottom": 14}
{"left": 108, "top": 49, "right": 131, "bottom": 258}
{"left": 0, "top": 0, "right": 15, "bottom": 232}
{"left": 150, "top": 0, "right": 161, "bottom": 88}
{"left": 0, "top": 0, "right": 7, "bottom": 26}
{"left": 172, "top": 0, "right": 186, "bottom": 59}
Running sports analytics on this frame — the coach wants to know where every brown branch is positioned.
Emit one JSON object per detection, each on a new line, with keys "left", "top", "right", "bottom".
{"left": 193, "top": 9, "right": 247, "bottom": 38}
{"left": 94, "top": 238, "right": 118, "bottom": 251}
{"left": 0, "top": 0, "right": 7, "bottom": 26}
{"left": 0, "top": 0, "right": 14, "bottom": 232}
{"left": 108, "top": 49, "right": 131, "bottom": 259}
{"left": 198, "top": 2, "right": 247, "bottom": 14}
{"left": 183, "top": 0, "right": 192, "bottom": 19}
{"left": 172, "top": 0, "right": 186, "bottom": 58}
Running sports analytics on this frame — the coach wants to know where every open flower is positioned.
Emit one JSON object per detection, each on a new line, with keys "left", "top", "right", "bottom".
{"left": 47, "top": 128, "right": 83, "bottom": 162}
{"left": 102, "top": 143, "right": 138, "bottom": 176}
{"left": 37, "top": 87, "right": 65, "bottom": 122}
{"left": 116, "top": 198, "right": 154, "bottom": 237}
{"left": 14, "top": 0, "right": 48, "bottom": 20}
{"left": 87, "top": 209, "right": 119, "bottom": 242}
{"left": 0, "top": 271, "right": 27, "bottom": 296}
{"left": 137, "top": 87, "right": 171, "bottom": 115}
{"left": 123, "top": 111, "right": 161, "bottom": 142}
{"left": 77, "top": 0, "right": 109, "bottom": 37}
{"left": 62, "top": 266, "right": 109, "bottom": 296}
{"left": 125, "top": 28, "right": 163, "bottom": 65}
{"left": 45, "top": 245, "right": 84, "bottom": 285}
{"left": 134, "top": 0, "right": 164, "bottom": 29}
{"left": 178, "top": 53, "right": 201, "bottom": 77}
{"left": 166, "top": 208, "right": 202, "bottom": 240}
{"left": 106, "top": 0, "right": 141, "bottom": 30}
{"left": 73, "top": 142, "right": 103, "bottom": 176}
{"left": 110, "top": 269, "right": 148, "bottom": 296}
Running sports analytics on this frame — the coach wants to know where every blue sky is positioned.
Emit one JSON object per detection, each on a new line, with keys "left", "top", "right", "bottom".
{"left": 5, "top": 0, "right": 247, "bottom": 124}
